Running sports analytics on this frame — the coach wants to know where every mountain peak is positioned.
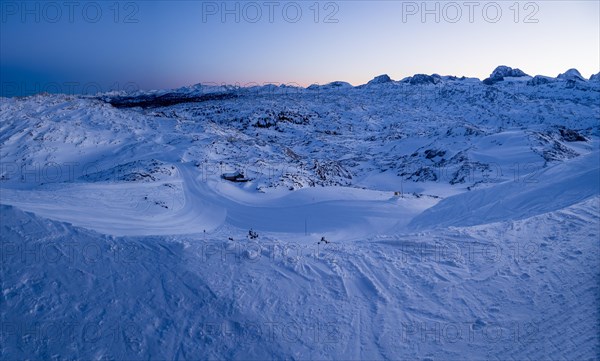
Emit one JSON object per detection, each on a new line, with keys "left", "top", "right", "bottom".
{"left": 482, "top": 65, "right": 529, "bottom": 85}
{"left": 367, "top": 74, "right": 393, "bottom": 85}
{"left": 557, "top": 68, "right": 586, "bottom": 81}
{"left": 400, "top": 73, "right": 442, "bottom": 85}
{"left": 490, "top": 65, "right": 529, "bottom": 79}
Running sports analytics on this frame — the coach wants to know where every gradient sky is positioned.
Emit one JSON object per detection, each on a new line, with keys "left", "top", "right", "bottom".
{"left": 1, "top": 1, "right": 599, "bottom": 96}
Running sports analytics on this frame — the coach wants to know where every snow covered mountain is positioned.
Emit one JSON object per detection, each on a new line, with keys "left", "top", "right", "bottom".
{"left": 1, "top": 66, "right": 599, "bottom": 360}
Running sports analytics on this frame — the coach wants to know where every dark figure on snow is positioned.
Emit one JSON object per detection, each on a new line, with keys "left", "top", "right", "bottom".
{"left": 248, "top": 229, "right": 258, "bottom": 239}
{"left": 319, "top": 236, "right": 329, "bottom": 244}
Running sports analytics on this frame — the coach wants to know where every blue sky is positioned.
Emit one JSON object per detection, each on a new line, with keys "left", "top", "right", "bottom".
{"left": 1, "top": 1, "right": 599, "bottom": 96}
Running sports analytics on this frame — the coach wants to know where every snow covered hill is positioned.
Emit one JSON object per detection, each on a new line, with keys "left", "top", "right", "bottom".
{"left": 409, "top": 151, "right": 600, "bottom": 229}
{"left": 1, "top": 66, "right": 599, "bottom": 360}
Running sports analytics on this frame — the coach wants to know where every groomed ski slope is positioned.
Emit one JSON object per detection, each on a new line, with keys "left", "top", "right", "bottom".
{"left": 0, "top": 162, "right": 436, "bottom": 238}
{"left": 1, "top": 149, "right": 598, "bottom": 360}
{"left": 1, "top": 194, "right": 598, "bottom": 360}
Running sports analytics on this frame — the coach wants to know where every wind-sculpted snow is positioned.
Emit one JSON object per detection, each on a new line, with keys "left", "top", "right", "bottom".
{"left": 1, "top": 197, "right": 598, "bottom": 360}
{"left": 1, "top": 67, "right": 599, "bottom": 360}
{"left": 409, "top": 151, "right": 600, "bottom": 229}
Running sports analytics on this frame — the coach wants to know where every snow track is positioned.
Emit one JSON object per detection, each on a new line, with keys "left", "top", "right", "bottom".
{"left": 1, "top": 195, "right": 598, "bottom": 360}
{"left": 0, "top": 162, "right": 433, "bottom": 239}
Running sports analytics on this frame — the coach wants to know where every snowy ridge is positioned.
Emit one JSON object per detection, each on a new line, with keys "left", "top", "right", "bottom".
{"left": 1, "top": 197, "right": 598, "bottom": 360}
{"left": 409, "top": 151, "right": 600, "bottom": 229}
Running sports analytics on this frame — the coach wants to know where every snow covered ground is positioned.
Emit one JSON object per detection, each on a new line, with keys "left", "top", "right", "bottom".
{"left": 1, "top": 67, "right": 599, "bottom": 360}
